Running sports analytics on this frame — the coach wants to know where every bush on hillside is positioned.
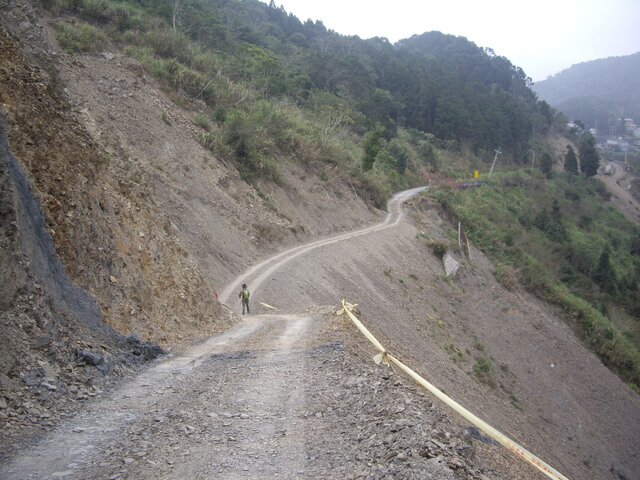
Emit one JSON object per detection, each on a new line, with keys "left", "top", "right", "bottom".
{"left": 429, "top": 240, "right": 448, "bottom": 259}
{"left": 55, "top": 21, "right": 108, "bottom": 54}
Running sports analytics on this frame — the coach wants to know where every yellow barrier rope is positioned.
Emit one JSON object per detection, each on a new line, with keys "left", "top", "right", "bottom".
{"left": 340, "top": 300, "right": 569, "bottom": 480}
{"left": 259, "top": 301, "right": 278, "bottom": 311}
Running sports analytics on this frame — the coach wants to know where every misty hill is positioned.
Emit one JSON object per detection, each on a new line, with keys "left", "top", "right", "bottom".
{"left": 533, "top": 52, "right": 640, "bottom": 133}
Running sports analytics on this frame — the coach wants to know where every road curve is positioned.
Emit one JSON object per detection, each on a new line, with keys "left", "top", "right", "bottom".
{"left": 219, "top": 186, "right": 427, "bottom": 306}
{"left": 598, "top": 160, "right": 640, "bottom": 225}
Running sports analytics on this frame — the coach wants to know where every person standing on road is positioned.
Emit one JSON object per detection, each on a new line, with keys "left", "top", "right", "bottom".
{"left": 238, "top": 283, "right": 250, "bottom": 315}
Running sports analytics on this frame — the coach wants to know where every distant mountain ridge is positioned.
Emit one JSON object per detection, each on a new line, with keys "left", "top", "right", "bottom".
{"left": 533, "top": 52, "right": 640, "bottom": 133}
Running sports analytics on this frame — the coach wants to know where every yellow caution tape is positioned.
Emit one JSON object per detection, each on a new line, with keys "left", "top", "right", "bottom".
{"left": 340, "top": 299, "right": 569, "bottom": 480}
{"left": 259, "top": 301, "right": 278, "bottom": 311}
{"left": 341, "top": 301, "right": 386, "bottom": 354}
{"left": 336, "top": 301, "right": 359, "bottom": 315}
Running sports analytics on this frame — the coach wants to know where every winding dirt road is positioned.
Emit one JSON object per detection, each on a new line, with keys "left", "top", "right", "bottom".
{"left": 0, "top": 314, "right": 332, "bottom": 479}
{"left": 3, "top": 187, "right": 463, "bottom": 480}
{"left": 599, "top": 160, "right": 640, "bottom": 225}
{"left": 220, "top": 187, "right": 426, "bottom": 309}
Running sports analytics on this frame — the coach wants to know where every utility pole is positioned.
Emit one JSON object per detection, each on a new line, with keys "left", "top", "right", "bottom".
{"left": 488, "top": 147, "right": 502, "bottom": 178}
{"left": 172, "top": 0, "right": 182, "bottom": 33}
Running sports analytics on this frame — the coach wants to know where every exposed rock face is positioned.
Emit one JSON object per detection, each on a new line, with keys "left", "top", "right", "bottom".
{"left": 443, "top": 252, "right": 460, "bottom": 278}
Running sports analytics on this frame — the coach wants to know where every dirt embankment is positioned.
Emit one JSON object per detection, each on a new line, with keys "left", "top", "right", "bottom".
{"left": 0, "top": 1, "right": 380, "bottom": 345}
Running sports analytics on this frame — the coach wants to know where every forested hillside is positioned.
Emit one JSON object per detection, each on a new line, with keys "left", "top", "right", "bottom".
{"left": 534, "top": 52, "right": 640, "bottom": 133}
{"left": 46, "top": 0, "right": 558, "bottom": 167}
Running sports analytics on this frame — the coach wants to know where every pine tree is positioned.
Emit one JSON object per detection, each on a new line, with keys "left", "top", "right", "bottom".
{"left": 594, "top": 246, "right": 617, "bottom": 294}
{"left": 362, "top": 129, "right": 382, "bottom": 171}
{"left": 579, "top": 134, "right": 600, "bottom": 177}
{"left": 564, "top": 145, "right": 578, "bottom": 174}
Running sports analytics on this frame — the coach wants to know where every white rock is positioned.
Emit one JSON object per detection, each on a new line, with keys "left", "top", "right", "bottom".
{"left": 443, "top": 253, "right": 460, "bottom": 277}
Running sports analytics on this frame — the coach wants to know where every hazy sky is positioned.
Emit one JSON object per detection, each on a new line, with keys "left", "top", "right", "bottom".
{"left": 275, "top": 0, "right": 640, "bottom": 82}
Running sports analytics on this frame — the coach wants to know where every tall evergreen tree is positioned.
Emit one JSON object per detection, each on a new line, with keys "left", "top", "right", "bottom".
{"left": 362, "top": 129, "right": 382, "bottom": 171}
{"left": 579, "top": 134, "right": 600, "bottom": 177}
{"left": 594, "top": 246, "right": 617, "bottom": 294}
{"left": 564, "top": 145, "right": 578, "bottom": 174}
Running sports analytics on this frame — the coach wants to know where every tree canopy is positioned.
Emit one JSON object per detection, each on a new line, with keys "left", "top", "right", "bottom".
{"left": 117, "top": 0, "right": 546, "bottom": 159}
{"left": 579, "top": 134, "right": 600, "bottom": 177}
{"left": 564, "top": 145, "right": 578, "bottom": 174}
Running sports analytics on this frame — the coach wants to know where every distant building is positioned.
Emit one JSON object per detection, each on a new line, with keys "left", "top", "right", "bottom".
{"left": 567, "top": 121, "right": 584, "bottom": 134}
{"left": 623, "top": 118, "right": 637, "bottom": 134}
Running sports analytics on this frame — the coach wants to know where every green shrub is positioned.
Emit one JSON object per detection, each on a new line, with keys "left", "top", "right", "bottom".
{"left": 495, "top": 262, "right": 518, "bottom": 290}
{"left": 193, "top": 113, "right": 212, "bottom": 131}
{"left": 213, "top": 106, "right": 227, "bottom": 123}
{"left": 82, "top": 0, "right": 112, "bottom": 24}
{"left": 56, "top": 22, "right": 108, "bottom": 54}
{"left": 105, "top": 4, "right": 141, "bottom": 32}
{"left": 224, "top": 109, "right": 257, "bottom": 160}
{"left": 352, "top": 172, "right": 389, "bottom": 210}
{"left": 161, "top": 110, "right": 171, "bottom": 126}
{"left": 143, "top": 28, "right": 193, "bottom": 64}
{"left": 429, "top": 240, "right": 448, "bottom": 259}
{"left": 473, "top": 357, "right": 494, "bottom": 386}
{"left": 197, "top": 131, "right": 217, "bottom": 151}
{"left": 203, "top": 104, "right": 289, "bottom": 184}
